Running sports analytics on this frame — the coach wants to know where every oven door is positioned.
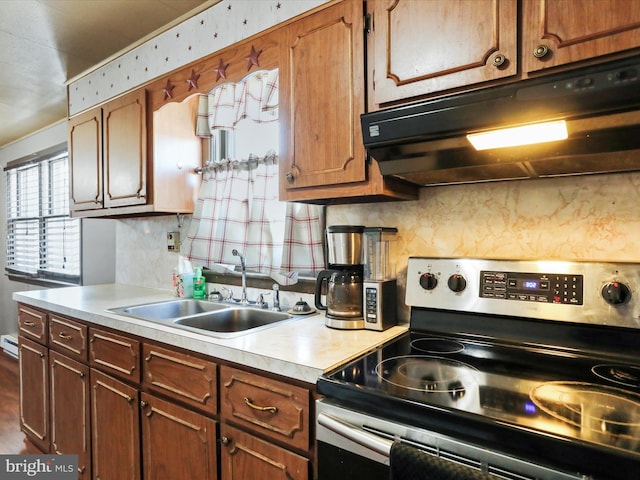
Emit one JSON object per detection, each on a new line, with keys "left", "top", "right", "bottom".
{"left": 317, "top": 401, "right": 391, "bottom": 480}
{"left": 316, "top": 399, "right": 588, "bottom": 480}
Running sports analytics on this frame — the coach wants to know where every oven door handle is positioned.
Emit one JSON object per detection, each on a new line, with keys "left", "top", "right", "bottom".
{"left": 317, "top": 412, "right": 393, "bottom": 457}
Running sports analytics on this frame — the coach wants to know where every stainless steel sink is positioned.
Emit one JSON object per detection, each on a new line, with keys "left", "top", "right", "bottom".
{"left": 108, "top": 298, "right": 228, "bottom": 320}
{"left": 108, "top": 299, "right": 299, "bottom": 338}
{"left": 174, "top": 309, "right": 292, "bottom": 334}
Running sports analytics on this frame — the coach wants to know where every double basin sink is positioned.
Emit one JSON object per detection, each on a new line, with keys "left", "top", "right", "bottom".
{"left": 108, "top": 298, "right": 298, "bottom": 338}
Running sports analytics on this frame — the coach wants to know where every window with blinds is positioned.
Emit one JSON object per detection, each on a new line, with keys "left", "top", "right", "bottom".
{"left": 5, "top": 151, "right": 81, "bottom": 283}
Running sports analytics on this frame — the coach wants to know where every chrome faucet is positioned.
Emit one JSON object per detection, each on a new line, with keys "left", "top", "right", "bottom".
{"left": 232, "top": 249, "right": 249, "bottom": 304}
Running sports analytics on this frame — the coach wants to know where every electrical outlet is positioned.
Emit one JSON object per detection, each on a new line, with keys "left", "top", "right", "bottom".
{"left": 167, "top": 231, "right": 180, "bottom": 252}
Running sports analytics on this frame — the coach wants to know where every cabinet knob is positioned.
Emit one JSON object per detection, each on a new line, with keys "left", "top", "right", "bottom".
{"left": 533, "top": 44, "right": 550, "bottom": 59}
{"left": 140, "top": 400, "right": 148, "bottom": 408}
{"left": 285, "top": 172, "right": 295, "bottom": 184}
{"left": 220, "top": 436, "right": 231, "bottom": 446}
{"left": 58, "top": 332, "right": 73, "bottom": 340}
{"left": 23, "top": 321, "right": 36, "bottom": 327}
{"left": 492, "top": 54, "right": 507, "bottom": 68}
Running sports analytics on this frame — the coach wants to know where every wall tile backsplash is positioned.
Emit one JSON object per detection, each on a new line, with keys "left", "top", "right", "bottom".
{"left": 116, "top": 171, "right": 640, "bottom": 317}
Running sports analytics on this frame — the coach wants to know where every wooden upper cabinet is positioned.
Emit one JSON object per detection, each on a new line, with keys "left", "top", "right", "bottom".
{"left": 522, "top": 0, "right": 640, "bottom": 73}
{"left": 69, "top": 88, "right": 146, "bottom": 215}
{"left": 69, "top": 85, "right": 202, "bottom": 217}
{"left": 69, "top": 107, "right": 103, "bottom": 211}
{"left": 279, "top": 0, "right": 417, "bottom": 202}
{"left": 280, "top": 0, "right": 367, "bottom": 193}
{"left": 368, "top": 0, "right": 518, "bottom": 108}
{"left": 103, "top": 88, "right": 147, "bottom": 208}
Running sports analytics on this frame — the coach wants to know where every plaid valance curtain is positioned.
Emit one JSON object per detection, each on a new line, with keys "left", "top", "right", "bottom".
{"left": 196, "top": 69, "right": 279, "bottom": 136}
{"left": 184, "top": 70, "right": 324, "bottom": 285}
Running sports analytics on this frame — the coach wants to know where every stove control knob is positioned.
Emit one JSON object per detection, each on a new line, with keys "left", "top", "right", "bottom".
{"left": 448, "top": 274, "right": 467, "bottom": 293}
{"left": 419, "top": 273, "right": 438, "bottom": 290}
{"left": 601, "top": 281, "right": 632, "bottom": 305}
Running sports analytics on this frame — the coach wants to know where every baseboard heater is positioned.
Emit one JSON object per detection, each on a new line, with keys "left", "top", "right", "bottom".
{"left": 1, "top": 334, "right": 19, "bottom": 359}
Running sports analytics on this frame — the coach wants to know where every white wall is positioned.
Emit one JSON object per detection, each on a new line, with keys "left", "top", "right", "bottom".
{"left": 0, "top": 121, "right": 68, "bottom": 334}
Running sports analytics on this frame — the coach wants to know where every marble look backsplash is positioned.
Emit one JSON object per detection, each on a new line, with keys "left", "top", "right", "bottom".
{"left": 116, "top": 171, "right": 640, "bottom": 317}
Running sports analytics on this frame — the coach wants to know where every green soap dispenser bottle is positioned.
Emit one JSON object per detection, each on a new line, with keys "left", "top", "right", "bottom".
{"left": 193, "top": 267, "right": 206, "bottom": 299}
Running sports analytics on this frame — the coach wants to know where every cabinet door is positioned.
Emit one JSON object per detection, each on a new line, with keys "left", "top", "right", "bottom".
{"left": 18, "top": 336, "right": 50, "bottom": 453}
{"left": 103, "top": 88, "right": 147, "bottom": 208}
{"left": 91, "top": 369, "right": 140, "bottom": 480}
{"left": 220, "top": 424, "right": 308, "bottom": 480}
{"left": 50, "top": 350, "right": 91, "bottom": 479}
{"left": 522, "top": 0, "right": 640, "bottom": 73}
{"left": 368, "top": 0, "right": 517, "bottom": 107}
{"left": 69, "top": 106, "right": 103, "bottom": 212}
{"left": 141, "top": 392, "right": 217, "bottom": 480}
{"left": 279, "top": 0, "right": 367, "bottom": 194}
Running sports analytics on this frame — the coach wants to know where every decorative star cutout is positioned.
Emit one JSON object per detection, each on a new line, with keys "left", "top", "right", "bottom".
{"left": 162, "top": 79, "right": 174, "bottom": 99}
{"left": 214, "top": 58, "right": 229, "bottom": 81}
{"left": 186, "top": 69, "right": 200, "bottom": 91}
{"left": 244, "top": 45, "right": 262, "bottom": 71}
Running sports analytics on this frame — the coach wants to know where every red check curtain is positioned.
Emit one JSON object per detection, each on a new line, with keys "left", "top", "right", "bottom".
{"left": 184, "top": 70, "right": 324, "bottom": 285}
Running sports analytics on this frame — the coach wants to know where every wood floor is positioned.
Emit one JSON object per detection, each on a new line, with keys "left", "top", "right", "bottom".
{"left": 0, "top": 351, "right": 41, "bottom": 454}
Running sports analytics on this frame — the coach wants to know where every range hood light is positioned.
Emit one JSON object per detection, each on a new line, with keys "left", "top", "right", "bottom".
{"left": 466, "top": 120, "right": 568, "bottom": 151}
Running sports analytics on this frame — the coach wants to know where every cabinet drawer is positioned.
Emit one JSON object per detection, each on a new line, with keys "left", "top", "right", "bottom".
{"left": 18, "top": 304, "right": 48, "bottom": 345}
{"left": 142, "top": 343, "right": 217, "bottom": 415}
{"left": 89, "top": 328, "right": 140, "bottom": 384}
{"left": 49, "top": 315, "right": 88, "bottom": 361}
{"left": 220, "top": 366, "right": 310, "bottom": 451}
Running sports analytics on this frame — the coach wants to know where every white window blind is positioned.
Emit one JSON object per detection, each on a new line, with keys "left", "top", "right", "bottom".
{"left": 5, "top": 151, "right": 81, "bottom": 282}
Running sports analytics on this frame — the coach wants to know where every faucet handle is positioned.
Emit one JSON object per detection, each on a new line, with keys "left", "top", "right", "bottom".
{"left": 220, "top": 286, "right": 234, "bottom": 301}
{"left": 271, "top": 284, "right": 281, "bottom": 311}
{"left": 257, "top": 292, "right": 270, "bottom": 309}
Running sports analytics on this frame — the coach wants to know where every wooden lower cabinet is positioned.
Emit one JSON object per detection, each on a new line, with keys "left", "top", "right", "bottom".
{"left": 220, "top": 424, "right": 308, "bottom": 480}
{"left": 141, "top": 392, "right": 217, "bottom": 480}
{"left": 18, "top": 336, "right": 50, "bottom": 453}
{"left": 91, "top": 369, "right": 141, "bottom": 480}
{"left": 17, "top": 305, "right": 316, "bottom": 480}
{"left": 50, "top": 350, "right": 91, "bottom": 479}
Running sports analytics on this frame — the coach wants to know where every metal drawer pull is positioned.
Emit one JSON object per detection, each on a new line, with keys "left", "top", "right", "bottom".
{"left": 23, "top": 321, "right": 36, "bottom": 327}
{"left": 244, "top": 397, "right": 277, "bottom": 413}
{"left": 317, "top": 412, "right": 393, "bottom": 457}
{"left": 58, "top": 332, "right": 73, "bottom": 340}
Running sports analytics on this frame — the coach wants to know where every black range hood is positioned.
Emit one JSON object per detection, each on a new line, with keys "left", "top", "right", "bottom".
{"left": 362, "top": 55, "right": 640, "bottom": 186}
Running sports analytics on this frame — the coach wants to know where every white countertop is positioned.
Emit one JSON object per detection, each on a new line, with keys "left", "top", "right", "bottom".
{"left": 13, "top": 284, "right": 407, "bottom": 384}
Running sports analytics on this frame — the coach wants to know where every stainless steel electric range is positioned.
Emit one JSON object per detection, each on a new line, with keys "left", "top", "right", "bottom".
{"left": 316, "top": 258, "right": 640, "bottom": 480}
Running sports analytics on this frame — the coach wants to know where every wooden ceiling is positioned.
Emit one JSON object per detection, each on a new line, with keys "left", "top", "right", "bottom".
{"left": 0, "top": 0, "right": 211, "bottom": 148}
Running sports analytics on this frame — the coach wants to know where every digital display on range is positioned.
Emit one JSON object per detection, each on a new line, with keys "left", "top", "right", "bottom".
{"left": 480, "top": 271, "right": 584, "bottom": 305}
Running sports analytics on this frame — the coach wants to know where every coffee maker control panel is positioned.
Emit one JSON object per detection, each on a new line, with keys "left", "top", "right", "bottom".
{"left": 363, "top": 280, "right": 397, "bottom": 331}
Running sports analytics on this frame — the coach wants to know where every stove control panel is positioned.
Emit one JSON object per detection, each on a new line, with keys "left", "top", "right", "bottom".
{"left": 480, "top": 271, "right": 584, "bottom": 305}
{"left": 406, "top": 257, "right": 640, "bottom": 328}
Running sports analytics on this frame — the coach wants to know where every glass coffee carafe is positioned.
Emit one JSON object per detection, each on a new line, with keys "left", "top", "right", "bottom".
{"left": 314, "top": 225, "right": 365, "bottom": 329}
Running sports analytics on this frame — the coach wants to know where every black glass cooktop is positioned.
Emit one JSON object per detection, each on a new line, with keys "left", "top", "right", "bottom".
{"left": 318, "top": 329, "right": 640, "bottom": 476}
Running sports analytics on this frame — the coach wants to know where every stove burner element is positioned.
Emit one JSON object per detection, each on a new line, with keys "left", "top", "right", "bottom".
{"left": 592, "top": 364, "right": 640, "bottom": 388}
{"left": 531, "top": 382, "right": 640, "bottom": 448}
{"left": 376, "top": 355, "right": 478, "bottom": 393}
{"left": 411, "top": 338, "right": 465, "bottom": 354}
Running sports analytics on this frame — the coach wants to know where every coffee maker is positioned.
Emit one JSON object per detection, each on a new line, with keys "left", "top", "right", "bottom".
{"left": 314, "top": 225, "right": 365, "bottom": 329}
